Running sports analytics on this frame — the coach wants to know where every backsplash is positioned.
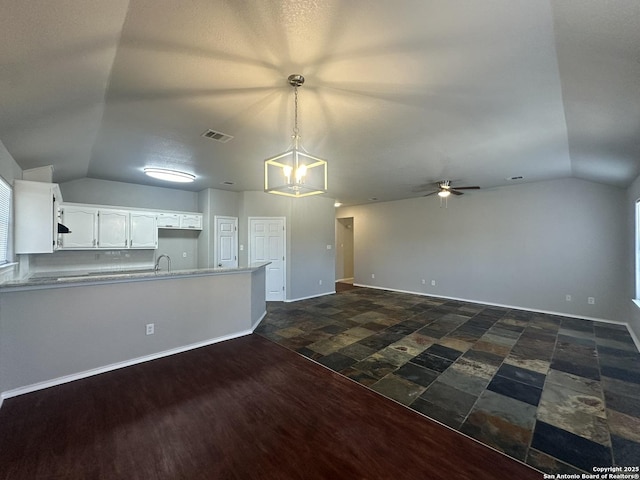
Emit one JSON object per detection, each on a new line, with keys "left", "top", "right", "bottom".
{"left": 22, "top": 230, "right": 200, "bottom": 278}
{"left": 29, "top": 249, "right": 156, "bottom": 276}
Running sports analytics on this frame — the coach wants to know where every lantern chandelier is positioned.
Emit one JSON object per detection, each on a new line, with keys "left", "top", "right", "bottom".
{"left": 264, "top": 74, "right": 328, "bottom": 198}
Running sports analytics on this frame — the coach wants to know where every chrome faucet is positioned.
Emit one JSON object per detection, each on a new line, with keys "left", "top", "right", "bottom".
{"left": 154, "top": 254, "right": 171, "bottom": 273}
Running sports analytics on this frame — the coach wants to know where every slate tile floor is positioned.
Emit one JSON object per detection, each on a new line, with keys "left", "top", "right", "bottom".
{"left": 255, "top": 285, "right": 640, "bottom": 475}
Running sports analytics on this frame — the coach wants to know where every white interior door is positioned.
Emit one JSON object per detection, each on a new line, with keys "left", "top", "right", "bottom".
{"left": 214, "top": 216, "right": 238, "bottom": 268}
{"left": 249, "top": 217, "right": 285, "bottom": 301}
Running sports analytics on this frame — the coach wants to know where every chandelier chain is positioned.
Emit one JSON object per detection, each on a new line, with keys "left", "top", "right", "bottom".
{"left": 293, "top": 86, "right": 299, "bottom": 136}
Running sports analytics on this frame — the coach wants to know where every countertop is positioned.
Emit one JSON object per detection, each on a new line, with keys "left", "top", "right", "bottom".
{"left": 0, "top": 263, "right": 270, "bottom": 291}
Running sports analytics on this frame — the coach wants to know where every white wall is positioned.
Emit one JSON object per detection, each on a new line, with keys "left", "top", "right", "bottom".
{"left": 338, "top": 178, "right": 627, "bottom": 322}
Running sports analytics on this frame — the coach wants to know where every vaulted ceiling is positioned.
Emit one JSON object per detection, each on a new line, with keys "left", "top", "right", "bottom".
{"left": 1, "top": 0, "right": 639, "bottom": 205}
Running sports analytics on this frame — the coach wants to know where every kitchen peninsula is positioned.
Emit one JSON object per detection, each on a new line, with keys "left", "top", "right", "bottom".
{"left": 0, "top": 263, "right": 268, "bottom": 403}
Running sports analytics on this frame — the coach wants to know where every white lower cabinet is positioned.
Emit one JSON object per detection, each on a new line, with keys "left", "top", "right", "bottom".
{"left": 58, "top": 205, "right": 98, "bottom": 249}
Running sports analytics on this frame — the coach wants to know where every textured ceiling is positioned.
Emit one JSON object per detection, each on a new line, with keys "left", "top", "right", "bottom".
{"left": 1, "top": 0, "right": 638, "bottom": 205}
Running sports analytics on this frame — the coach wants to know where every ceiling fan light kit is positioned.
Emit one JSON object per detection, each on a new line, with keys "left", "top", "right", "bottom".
{"left": 264, "top": 74, "right": 328, "bottom": 198}
{"left": 421, "top": 180, "right": 480, "bottom": 206}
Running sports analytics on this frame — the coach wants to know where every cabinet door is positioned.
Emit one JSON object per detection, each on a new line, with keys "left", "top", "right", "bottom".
{"left": 59, "top": 206, "right": 98, "bottom": 249}
{"left": 98, "top": 209, "right": 129, "bottom": 248}
{"left": 157, "top": 213, "right": 180, "bottom": 228}
{"left": 129, "top": 212, "right": 158, "bottom": 249}
{"left": 14, "top": 180, "right": 59, "bottom": 254}
{"left": 180, "top": 214, "right": 202, "bottom": 230}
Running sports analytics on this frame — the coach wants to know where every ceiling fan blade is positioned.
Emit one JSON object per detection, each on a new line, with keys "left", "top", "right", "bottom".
{"left": 412, "top": 182, "right": 440, "bottom": 193}
{"left": 450, "top": 189, "right": 464, "bottom": 196}
{"left": 452, "top": 186, "right": 480, "bottom": 190}
{"left": 423, "top": 191, "right": 439, "bottom": 197}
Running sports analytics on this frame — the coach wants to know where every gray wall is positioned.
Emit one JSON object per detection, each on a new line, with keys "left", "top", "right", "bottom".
{"left": 0, "top": 140, "right": 22, "bottom": 186}
{"left": 626, "top": 174, "right": 640, "bottom": 340}
{"left": 58, "top": 178, "right": 202, "bottom": 271}
{"left": 239, "top": 191, "right": 336, "bottom": 301}
{"left": 289, "top": 195, "right": 337, "bottom": 299}
{"left": 197, "top": 188, "right": 241, "bottom": 268}
{"left": 337, "top": 178, "right": 627, "bottom": 322}
{"left": 60, "top": 178, "right": 198, "bottom": 211}
{"left": 8, "top": 170, "right": 335, "bottom": 300}
{"left": 0, "top": 270, "right": 264, "bottom": 395}
{"left": 0, "top": 140, "right": 22, "bottom": 282}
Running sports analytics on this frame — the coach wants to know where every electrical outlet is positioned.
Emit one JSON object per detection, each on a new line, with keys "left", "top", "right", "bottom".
{"left": 588, "top": 297, "right": 595, "bottom": 305}
{"left": 326, "top": 244, "right": 332, "bottom": 250}
{"left": 566, "top": 294, "right": 572, "bottom": 302}
{"left": 421, "top": 279, "right": 426, "bottom": 285}
{"left": 182, "top": 252, "right": 187, "bottom": 258}
{"left": 319, "top": 279, "right": 323, "bottom": 285}
{"left": 146, "top": 323, "right": 155, "bottom": 335}
{"left": 431, "top": 280, "right": 436, "bottom": 286}
{"left": 371, "top": 273, "right": 375, "bottom": 279}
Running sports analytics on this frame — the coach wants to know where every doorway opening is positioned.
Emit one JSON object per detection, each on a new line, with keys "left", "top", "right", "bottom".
{"left": 335, "top": 217, "right": 354, "bottom": 290}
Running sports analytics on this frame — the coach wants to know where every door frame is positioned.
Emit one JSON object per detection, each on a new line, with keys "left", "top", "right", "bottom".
{"left": 248, "top": 216, "right": 286, "bottom": 301}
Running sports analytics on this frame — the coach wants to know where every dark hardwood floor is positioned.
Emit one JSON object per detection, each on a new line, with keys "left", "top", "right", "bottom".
{"left": 0, "top": 335, "right": 540, "bottom": 479}
{"left": 335, "top": 281, "right": 358, "bottom": 293}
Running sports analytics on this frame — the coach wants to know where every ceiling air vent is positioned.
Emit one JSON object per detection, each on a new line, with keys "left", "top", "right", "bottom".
{"left": 201, "top": 129, "right": 234, "bottom": 143}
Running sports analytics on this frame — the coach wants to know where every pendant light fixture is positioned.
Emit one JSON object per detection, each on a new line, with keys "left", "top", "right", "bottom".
{"left": 264, "top": 74, "right": 328, "bottom": 198}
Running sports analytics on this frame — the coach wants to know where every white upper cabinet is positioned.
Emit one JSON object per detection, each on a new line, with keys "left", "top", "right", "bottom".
{"left": 157, "top": 212, "right": 202, "bottom": 230}
{"left": 129, "top": 211, "right": 157, "bottom": 249}
{"left": 58, "top": 205, "right": 98, "bottom": 249}
{"left": 14, "top": 180, "right": 62, "bottom": 254}
{"left": 180, "top": 214, "right": 202, "bottom": 230}
{"left": 97, "top": 209, "right": 129, "bottom": 249}
{"left": 27, "top": 200, "right": 201, "bottom": 252}
{"left": 59, "top": 206, "right": 159, "bottom": 250}
{"left": 157, "top": 212, "right": 181, "bottom": 228}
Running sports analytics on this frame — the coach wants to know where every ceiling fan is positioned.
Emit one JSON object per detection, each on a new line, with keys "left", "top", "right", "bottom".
{"left": 422, "top": 180, "right": 480, "bottom": 198}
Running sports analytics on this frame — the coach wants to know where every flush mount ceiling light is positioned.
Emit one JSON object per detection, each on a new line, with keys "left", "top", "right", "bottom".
{"left": 144, "top": 167, "right": 195, "bottom": 183}
{"left": 264, "top": 74, "right": 328, "bottom": 198}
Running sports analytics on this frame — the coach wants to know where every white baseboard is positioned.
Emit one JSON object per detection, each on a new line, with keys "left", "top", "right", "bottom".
{"left": 285, "top": 290, "right": 336, "bottom": 303}
{"left": 354, "top": 283, "right": 639, "bottom": 351}
{"left": 0, "top": 329, "right": 254, "bottom": 404}
{"left": 251, "top": 310, "right": 267, "bottom": 331}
